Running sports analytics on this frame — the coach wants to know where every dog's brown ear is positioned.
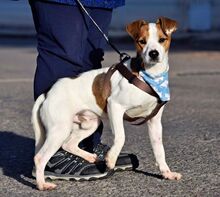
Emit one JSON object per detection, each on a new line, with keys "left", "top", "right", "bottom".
{"left": 157, "top": 17, "right": 177, "bottom": 36}
{"left": 126, "top": 20, "right": 148, "bottom": 40}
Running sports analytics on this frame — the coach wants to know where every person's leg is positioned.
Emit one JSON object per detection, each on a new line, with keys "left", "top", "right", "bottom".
{"left": 29, "top": 0, "right": 109, "bottom": 149}
{"left": 30, "top": 1, "right": 139, "bottom": 180}
{"left": 30, "top": 0, "right": 112, "bottom": 180}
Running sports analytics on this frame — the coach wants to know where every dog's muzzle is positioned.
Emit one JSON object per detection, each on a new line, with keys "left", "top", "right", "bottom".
{"left": 148, "top": 50, "right": 159, "bottom": 61}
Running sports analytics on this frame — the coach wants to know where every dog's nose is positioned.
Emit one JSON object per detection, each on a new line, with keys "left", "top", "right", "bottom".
{"left": 149, "top": 50, "right": 159, "bottom": 60}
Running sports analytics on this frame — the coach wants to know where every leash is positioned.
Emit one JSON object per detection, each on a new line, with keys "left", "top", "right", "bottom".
{"left": 76, "top": 0, "right": 130, "bottom": 61}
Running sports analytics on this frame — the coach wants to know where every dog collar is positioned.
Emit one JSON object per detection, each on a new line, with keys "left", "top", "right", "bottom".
{"left": 140, "top": 70, "right": 170, "bottom": 102}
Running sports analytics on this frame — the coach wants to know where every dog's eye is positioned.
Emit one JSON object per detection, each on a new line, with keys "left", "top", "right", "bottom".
{"left": 159, "top": 38, "right": 166, "bottom": 43}
{"left": 138, "top": 39, "right": 147, "bottom": 45}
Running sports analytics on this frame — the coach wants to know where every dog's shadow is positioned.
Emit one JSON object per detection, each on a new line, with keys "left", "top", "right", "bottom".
{"left": 127, "top": 154, "right": 163, "bottom": 180}
{"left": 133, "top": 169, "right": 164, "bottom": 180}
{"left": 0, "top": 131, "right": 36, "bottom": 188}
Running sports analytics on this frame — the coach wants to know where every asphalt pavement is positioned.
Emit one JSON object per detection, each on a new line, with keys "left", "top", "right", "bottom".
{"left": 0, "top": 37, "right": 219, "bottom": 196}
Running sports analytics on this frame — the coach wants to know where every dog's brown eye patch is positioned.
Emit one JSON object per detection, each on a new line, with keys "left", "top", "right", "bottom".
{"left": 159, "top": 38, "right": 167, "bottom": 43}
{"left": 138, "top": 39, "right": 147, "bottom": 45}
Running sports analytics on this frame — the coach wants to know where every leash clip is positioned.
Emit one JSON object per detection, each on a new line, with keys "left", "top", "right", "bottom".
{"left": 120, "top": 53, "right": 131, "bottom": 63}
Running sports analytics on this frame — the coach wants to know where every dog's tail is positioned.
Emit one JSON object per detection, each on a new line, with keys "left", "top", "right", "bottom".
{"left": 31, "top": 94, "right": 46, "bottom": 154}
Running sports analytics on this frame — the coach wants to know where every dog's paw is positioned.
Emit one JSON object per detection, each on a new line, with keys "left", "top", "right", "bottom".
{"left": 162, "top": 171, "right": 182, "bottom": 181}
{"left": 37, "top": 182, "right": 57, "bottom": 191}
{"left": 85, "top": 153, "right": 98, "bottom": 163}
{"left": 105, "top": 152, "right": 117, "bottom": 169}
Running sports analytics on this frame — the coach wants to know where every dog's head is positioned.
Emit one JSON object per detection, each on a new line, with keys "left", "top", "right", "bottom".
{"left": 126, "top": 17, "right": 177, "bottom": 66}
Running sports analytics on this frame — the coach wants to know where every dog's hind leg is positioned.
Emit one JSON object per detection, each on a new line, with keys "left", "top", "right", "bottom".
{"left": 34, "top": 123, "right": 72, "bottom": 190}
{"left": 62, "top": 117, "right": 100, "bottom": 163}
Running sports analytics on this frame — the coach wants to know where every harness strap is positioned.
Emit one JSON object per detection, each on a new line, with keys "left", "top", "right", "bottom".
{"left": 114, "top": 62, "right": 159, "bottom": 99}
{"left": 124, "top": 101, "right": 167, "bottom": 125}
{"left": 102, "top": 56, "right": 131, "bottom": 103}
{"left": 104, "top": 61, "right": 167, "bottom": 125}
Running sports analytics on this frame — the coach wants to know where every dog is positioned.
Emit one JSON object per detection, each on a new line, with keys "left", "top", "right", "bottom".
{"left": 32, "top": 17, "right": 182, "bottom": 190}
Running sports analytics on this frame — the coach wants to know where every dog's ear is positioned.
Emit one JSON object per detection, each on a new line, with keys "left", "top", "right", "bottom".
{"left": 156, "top": 17, "right": 177, "bottom": 36}
{"left": 126, "top": 20, "right": 148, "bottom": 40}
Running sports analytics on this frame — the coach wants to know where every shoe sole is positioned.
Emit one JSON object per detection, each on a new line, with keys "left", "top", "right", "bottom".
{"left": 32, "top": 164, "right": 132, "bottom": 181}
{"left": 32, "top": 169, "right": 114, "bottom": 181}
{"left": 114, "top": 164, "right": 133, "bottom": 172}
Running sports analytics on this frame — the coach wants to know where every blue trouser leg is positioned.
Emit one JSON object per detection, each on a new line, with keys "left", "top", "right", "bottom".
{"left": 29, "top": 0, "right": 112, "bottom": 150}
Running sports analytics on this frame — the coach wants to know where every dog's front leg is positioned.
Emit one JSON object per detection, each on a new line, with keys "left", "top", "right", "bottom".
{"left": 147, "top": 107, "right": 182, "bottom": 180}
{"left": 106, "top": 100, "right": 126, "bottom": 169}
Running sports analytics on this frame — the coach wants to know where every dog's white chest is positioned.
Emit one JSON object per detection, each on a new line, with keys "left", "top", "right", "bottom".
{"left": 109, "top": 72, "right": 159, "bottom": 119}
{"left": 125, "top": 99, "right": 158, "bottom": 118}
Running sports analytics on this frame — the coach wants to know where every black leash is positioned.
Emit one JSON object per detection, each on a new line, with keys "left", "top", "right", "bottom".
{"left": 76, "top": 0, "right": 130, "bottom": 61}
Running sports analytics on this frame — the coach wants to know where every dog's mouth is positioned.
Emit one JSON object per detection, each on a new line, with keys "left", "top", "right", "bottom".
{"left": 143, "top": 58, "right": 161, "bottom": 67}
{"left": 149, "top": 58, "right": 160, "bottom": 64}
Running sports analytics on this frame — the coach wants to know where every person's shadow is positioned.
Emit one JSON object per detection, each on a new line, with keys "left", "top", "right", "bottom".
{"left": 0, "top": 131, "right": 36, "bottom": 188}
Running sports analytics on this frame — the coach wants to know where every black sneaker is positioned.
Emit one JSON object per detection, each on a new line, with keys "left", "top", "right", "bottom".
{"left": 32, "top": 149, "right": 113, "bottom": 181}
{"left": 32, "top": 144, "right": 139, "bottom": 181}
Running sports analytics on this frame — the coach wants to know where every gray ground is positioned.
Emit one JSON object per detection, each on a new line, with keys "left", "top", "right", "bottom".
{"left": 0, "top": 37, "right": 219, "bottom": 196}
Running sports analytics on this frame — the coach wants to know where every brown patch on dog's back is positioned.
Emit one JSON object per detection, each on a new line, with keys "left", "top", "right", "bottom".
{"left": 92, "top": 73, "right": 110, "bottom": 112}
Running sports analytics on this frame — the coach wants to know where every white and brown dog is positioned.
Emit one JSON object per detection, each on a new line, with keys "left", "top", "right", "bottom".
{"left": 32, "top": 17, "right": 182, "bottom": 190}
